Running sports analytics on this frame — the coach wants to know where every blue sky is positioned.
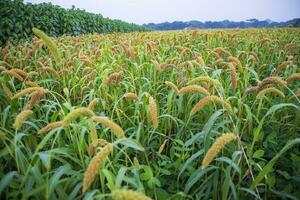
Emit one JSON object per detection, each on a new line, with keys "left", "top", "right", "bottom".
{"left": 24, "top": 0, "right": 300, "bottom": 25}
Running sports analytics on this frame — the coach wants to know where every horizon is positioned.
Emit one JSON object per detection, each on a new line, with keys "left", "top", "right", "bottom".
{"left": 144, "top": 18, "right": 298, "bottom": 25}
{"left": 24, "top": 0, "right": 300, "bottom": 25}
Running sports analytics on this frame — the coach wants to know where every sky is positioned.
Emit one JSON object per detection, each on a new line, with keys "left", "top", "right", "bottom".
{"left": 24, "top": 0, "right": 300, "bottom": 25}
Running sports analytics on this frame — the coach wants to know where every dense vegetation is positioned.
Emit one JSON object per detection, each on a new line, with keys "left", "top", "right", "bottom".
{"left": 0, "top": 0, "right": 149, "bottom": 46}
{"left": 0, "top": 28, "right": 300, "bottom": 199}
{"left": 144, "top": 18, "right": 300, "bottom": 30}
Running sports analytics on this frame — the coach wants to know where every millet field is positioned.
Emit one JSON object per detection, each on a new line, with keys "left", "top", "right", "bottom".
{"left": 0, "top": 28, "right": 300, "bottom": 199}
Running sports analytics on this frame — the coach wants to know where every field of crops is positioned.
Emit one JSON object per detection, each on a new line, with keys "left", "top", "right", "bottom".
{"left": 0, "top": 28, "right": 300, "bottom": 199}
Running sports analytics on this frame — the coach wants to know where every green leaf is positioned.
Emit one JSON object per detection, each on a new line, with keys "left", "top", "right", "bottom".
{"left": 253, "top": 150, "right": 264, "bottom": 159}
{"left": 115, "top": 167, "right": 127, "bottom": 188}
{"left": 140, "top": 166, "right": 153, "bottom": 181}
{"left": 178, "top": 149, "right": 204, "bottom": 178}
{"left": 102, "top": 169, "right": 115, "bottom": 190}
{"left": 251, "top": 138, "right": 300, "bottom": 189}
{"left": 248, "top": 103, "right": 298, "bottom": 156}
{"left": 216, "top": 157, "right": 240, "bottom": 174}
{"left": 185, "top": 110, "right": 224, "bottom": 147}
{"left": 222, "top": 168, "right": 231, "bottom": 200}
{"left": 184, "top": 166, "right": 216, "bottom": 193}
{"left": 239, "top": 187, "right": 261, "bottom": 199}
{"left": 115, "top": 138, "right": 145, "bottom": 151}
{"left": 265, "top": 103, "right": 299, "bottom": 118}
{"left": 48, "top": 165, "right": 72, "bottom": 196}
{"left": 0, "top": 171, "right": 18, "bottom": 194}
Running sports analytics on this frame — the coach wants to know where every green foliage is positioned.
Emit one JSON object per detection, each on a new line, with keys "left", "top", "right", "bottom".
{"left": 0, "top": 0, "right": 149, "bottom": 46}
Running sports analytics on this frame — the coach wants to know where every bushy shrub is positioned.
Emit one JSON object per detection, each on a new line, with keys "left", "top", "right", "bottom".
{"left": 0, "top": 0, "right": 149, "bottom": 46}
